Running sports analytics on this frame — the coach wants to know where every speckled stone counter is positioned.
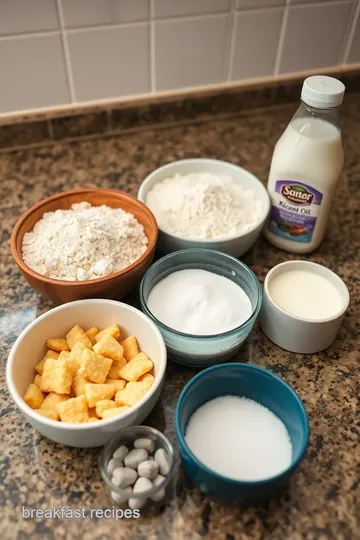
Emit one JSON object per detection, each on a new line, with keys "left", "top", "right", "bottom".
{"left": 1, "top": 93, "right": 359, "bottom": 540}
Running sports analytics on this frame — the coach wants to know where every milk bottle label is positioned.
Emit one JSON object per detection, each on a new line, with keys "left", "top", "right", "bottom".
{"left": 268, "top": 180, "right": 323, "bottom": 243}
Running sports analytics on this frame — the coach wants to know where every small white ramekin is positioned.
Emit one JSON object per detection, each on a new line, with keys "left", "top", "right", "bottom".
{"left": 260, "top": 260, "right": 350, "bottom": 354}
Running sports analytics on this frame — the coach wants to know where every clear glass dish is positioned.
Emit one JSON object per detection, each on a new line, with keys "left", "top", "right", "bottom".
{"left": 100, "top": 425, "right": 175, "bottom": 512}
{"left": 139, "top": 248, "right": 262, "bottom": 367}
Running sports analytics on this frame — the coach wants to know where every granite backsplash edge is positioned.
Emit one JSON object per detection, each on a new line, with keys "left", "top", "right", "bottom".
{"left": 1, "top": 70, "right": 359, "bottom": 152}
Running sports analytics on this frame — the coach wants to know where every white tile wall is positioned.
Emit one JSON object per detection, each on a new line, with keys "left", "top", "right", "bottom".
{"left": 0, "top": 0, "right": 59, "bottom": 35}
{"left": 154, "top": 0, "right": 231, "bottom": 18}
{"left": 280, "top": 2, "right": 353, "bottom": 73}
{"left": 0, "top": 35, "right": 69, "bottom": 113}
{"left": 290, "top": 0, "right": 341, "bottom": 3}
{"left": 0, "top": 0, "right": 359, "bottom": 114}
{"left": 236, "top": 0, "right": 285, "bottom": 8}
{"left": 62, "top": 0, "right": 149, "bottom": 28}
{"left": 231, "top": 9, "right": 283, "bottom": 80}
{"left": 155, "top": 15, "right": 229, "bottom": 91}
{"left": 67, "top": 25, "right": 150, "bottom": 101}
{"left": 348, "top": 4, "right": 360, "bottom": 62}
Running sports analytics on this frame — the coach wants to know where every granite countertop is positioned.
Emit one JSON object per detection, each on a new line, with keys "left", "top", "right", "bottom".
{"left": 0, "top": 93, "right": 359, "bottom": 540}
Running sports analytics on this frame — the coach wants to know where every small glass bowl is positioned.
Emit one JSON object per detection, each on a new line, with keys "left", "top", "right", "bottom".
{"left": 100, "top": 425, "right": 175, "bottom": 511}
{"left": 140, "top": 248, "right": 262, "bottom": 367}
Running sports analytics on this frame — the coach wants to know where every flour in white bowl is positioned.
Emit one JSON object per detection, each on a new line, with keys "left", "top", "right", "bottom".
{"left": 145, "top": 172, "right": 261, "bottom": 240}
{"left": 22, "top": 202, "right": 148, "bottom": 281}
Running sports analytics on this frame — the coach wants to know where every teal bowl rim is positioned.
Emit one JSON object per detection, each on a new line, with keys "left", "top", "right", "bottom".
{"left": 139, "top": 248, "right": 262, "bottom": 340}
{"left": 175, "top": 363, "right": 310, "bottom": 486}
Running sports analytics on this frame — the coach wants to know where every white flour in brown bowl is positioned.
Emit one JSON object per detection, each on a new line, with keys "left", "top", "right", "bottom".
{"left": 22, "top": 202, "right": 148, "bottom": 281}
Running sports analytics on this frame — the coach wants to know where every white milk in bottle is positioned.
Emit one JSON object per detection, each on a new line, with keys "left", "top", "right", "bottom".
{"left": 264, "top": 76, "right": 345, "bottom": 253}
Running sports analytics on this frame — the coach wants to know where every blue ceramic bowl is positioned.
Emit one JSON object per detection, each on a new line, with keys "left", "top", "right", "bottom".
{"left": 140, "top": 249, "right": 262, "bottom": 368}
{"left": 175, "top": 363, "right": 309, "bottom": 505}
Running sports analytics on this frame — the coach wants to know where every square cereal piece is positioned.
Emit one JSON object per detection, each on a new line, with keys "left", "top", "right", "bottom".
{"left": 95, "top": 399, "right": 117, "bottom": 418}
{"left": 95, "top": 324, "right": 121, "bottom": 343}
{"left": 104, "top": 379, "right": 126, "bottom": 392}
{"left": 114, "top": 381, "right": 149, "bottom": 407}
{"left": 24, "top": 383, "right": 44, "bottom": 409}
{"left": 85, "top": 327, "right": 99, "bottom": 346}
{"left": 68, "top": 341, "right": 87, "bottom": 371}
{"left": 79, "top": 349, "right": 112, "bottom": 384}
{"left": 88, "top": 417, "right": 100, "bottom": 423}
{"left": 72, "top": 372, "right": 91, "bottom": 397}
{"left": 35, "top": 409, "right": 58, "bottom": 421}
{"left": 35, "top": 350, "right": 59, "bottom": 375}
{"left": 119, "top": 353, "right": 153, "bottom": 382}
{"left": 40, "top": 392, "right": 69, "bottom": 420}
{"left": 46, "top": 338, "right": 69, "bottom": 352}
{"left": 33, "top": 374, "right": 42, "bottom": 388}
{"left": 59, "top": 351, "right": 81, "bottom": 377}
{"left": 115, "top": 381, "right": 149, "bottom": 407}
{"left": 121, "top": 336, "right": 139, "bottom": 361}
{"left": 102, "top": 406, "right": 129, "bottom": 419}
{"left": 138, "top": 373, "right": 155, "bottom": 389}
{"left": 93, "top": 335, "right": 124, "bottom": 361}
{"left": 57, "top": 395, "right": 89, "bottom": 423}
{"left": 84, "top": 384, "right": 114, "bottom": 408}
{"left": 66, "top": 325, "right": 92, "bottom": 350}
{"left": 106, "top": 358, "right": 127, "bottom": 380}
{"left": 40, "top": 359, "right": 73, "bottom": 395}
{"left": 58, "top": 351, "right": 70, "bottom": 360}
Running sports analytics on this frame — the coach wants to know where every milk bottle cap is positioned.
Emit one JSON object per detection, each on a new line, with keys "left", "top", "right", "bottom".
{"left": 301, "top": 76, "right": 345, "bottom": 109}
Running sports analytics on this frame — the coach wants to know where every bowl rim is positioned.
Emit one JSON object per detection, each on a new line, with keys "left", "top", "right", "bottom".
{"left": 139, "top": 248, "right": 262, "bottom": 339}
{"left": 175, "top": 362, "right": 310, "bottom": 486}
{"left": 10, "top": 188, "right": 158, "bottom": 287}
{"left": 137, "top": 158, "right": 270, "bottom": 243}
{"left": 6, "top": 299, "right": 167, "bottom": 430}
{"left": 264, "top": 260, "right": 350, "bottom": 323}
{"left": 100, "top": 425, "right": 176, "bottom": 498}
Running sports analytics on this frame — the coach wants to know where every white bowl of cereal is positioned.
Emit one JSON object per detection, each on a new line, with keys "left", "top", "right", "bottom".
{"left": 138, "top": 158, "right": 270, "bottom": 257}
{"left": 6, "top": 299, "right": 167, "bottom": 448}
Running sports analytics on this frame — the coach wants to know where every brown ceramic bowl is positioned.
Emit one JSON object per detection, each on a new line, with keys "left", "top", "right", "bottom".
{"left": 10, "top": 188, "right": 158, "bottom": 305}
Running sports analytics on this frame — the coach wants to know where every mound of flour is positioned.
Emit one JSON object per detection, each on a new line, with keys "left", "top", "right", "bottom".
{"left": 22, "top": 202, "right": 148, "bottom": 281}
{"left": 145, "top": 172, "right": 262, "bottom": 240}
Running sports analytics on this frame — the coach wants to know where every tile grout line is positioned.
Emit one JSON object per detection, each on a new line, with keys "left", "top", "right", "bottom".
{"left": 337, "top": 0, "right": 358, "bottom": 65}
{"left": 73, "top": 7, "right": 283, "bottom": 28}
{"left": 288, "top": 0, "right": 352, "bottom": 7}
{"left": 56, "top": 0, "right": 76, "bottom": 103}
{"left": 342, "top": 0, "right": 360, "bottom": 64}
{"left": 150, "top": 0, "right": 156, "bottom": 93}
{"left": 273, "top": 1, "right": 290, "bottom": 76}
{"left": 0, "top": 30, "right": 61, "bottom": 41}
{"left": 65, "top": 20, "right": 150, "bottom": 35}
{"left": 225, "top": 1, "right": 237, "bottom": 82}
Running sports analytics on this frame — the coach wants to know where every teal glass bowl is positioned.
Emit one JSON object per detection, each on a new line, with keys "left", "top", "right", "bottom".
{"left": 175, "top": 363, "right": 309, "bottom": 505}
{"left": 139, "top": 249, "right": 262, "bottom": 368}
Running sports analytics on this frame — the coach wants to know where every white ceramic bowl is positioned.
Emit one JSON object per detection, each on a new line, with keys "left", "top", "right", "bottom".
{"left": 138, "top": 158, "right": 270, "bottom": 257}
{"left": 260, "top": 261, "right": 350, "bottom": 354}
{"left": 6, "top": 299, "right": 167, "bottom": 448}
